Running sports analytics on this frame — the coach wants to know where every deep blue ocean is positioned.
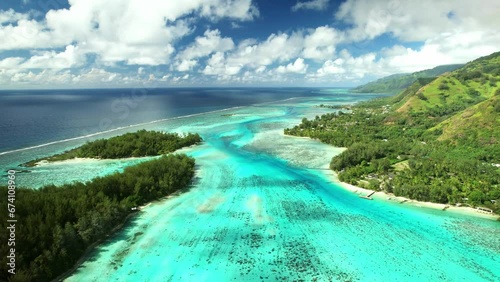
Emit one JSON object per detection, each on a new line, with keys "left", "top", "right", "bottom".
{"left": 0, "top": 88, "right": 333, "bottom": 152}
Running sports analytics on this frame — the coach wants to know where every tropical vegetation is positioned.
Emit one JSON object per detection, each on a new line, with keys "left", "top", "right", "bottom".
{"left": 286, "top": 52, "right": 500, "bottom": 213}
{"left": 23, "top": 130, "right": 202, "bottom": 166}
{"left": 0, "top": 154, "right": 196, "bottom": 282}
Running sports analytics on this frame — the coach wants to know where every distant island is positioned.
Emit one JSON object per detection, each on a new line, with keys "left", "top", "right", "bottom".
{"left": 0, "top": 131, "right": 200, "bottom": 281}
{"left": 286, "top": 51, "right": 500, "bottom": 214}
{"left": 22, "top": 129, "right": 202, "bottom": 167}
{"left": 351, "top": 64, "right": 464, "bottom": 94}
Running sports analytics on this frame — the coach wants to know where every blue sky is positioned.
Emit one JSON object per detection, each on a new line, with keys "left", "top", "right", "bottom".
{"left": 0, "top": 0, "right": 499, "bottom": 89}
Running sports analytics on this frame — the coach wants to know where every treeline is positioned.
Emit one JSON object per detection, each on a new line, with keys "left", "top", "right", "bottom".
{"left": 284, "top": 100, "right": 500, "bottom": 213}
{"left": 0, "top": 154, "right": 195, "bottom": 282}
{"left": 23, "top": 130, "right": 202, "bottom": 166}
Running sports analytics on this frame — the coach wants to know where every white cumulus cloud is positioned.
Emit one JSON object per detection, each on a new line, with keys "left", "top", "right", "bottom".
{"left": 0, "top": 0, "right": 259, "bottom": 66}
{"left": 276, "top": 58, "right": 308, "bottom": 74}
{"left": 178, "top": 29, "right": 235, "bottom": 61}
{"left": 336, "top": 0, "right": 500, "bottom": 42}
{"left": 292, "top": 0, "right": 329, "bottom": 12}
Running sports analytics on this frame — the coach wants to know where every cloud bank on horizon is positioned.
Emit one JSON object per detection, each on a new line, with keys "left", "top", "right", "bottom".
{"left": 0, "top": 0, "right": 499, "bottom": 89}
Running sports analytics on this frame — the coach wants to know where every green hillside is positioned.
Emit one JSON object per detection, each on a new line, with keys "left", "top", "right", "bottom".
{"left": 286, "top": 51, "right": 500, "bottom": 214}
{"left": 436, "top": 96, "right": 500, "bottom": 144}
{"left": 393, "top": 51, "right": 500, "bottom": 145}
{"left": 396, "top": 58, "right": 499, "bottom": 113}
{"left": 351, "top": 64, "right": 464, "bottom": 94}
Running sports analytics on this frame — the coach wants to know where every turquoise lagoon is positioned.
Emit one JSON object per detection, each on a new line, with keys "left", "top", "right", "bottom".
{"left": 1, "top": 92, "right": 499, "bottom": 281}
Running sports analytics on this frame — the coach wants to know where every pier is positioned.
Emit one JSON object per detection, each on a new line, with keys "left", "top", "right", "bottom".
{"left": 359, "top": 191, "right": 376, "bottom": 200}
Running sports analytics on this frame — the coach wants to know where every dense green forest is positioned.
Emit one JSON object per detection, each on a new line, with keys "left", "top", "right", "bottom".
{"left": 23, "top": 130, "right": 202, "bottom": 167}
{"left": 286, "top": 52, "right": 500, "bottom": 213}
{"left": 0, "top": 154, "right": 195, "bottom": 282}
{"left": 351, "top": 64, "right": 464, "bottom": 94}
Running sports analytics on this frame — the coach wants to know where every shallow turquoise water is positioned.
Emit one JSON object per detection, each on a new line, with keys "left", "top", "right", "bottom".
{"left": 1, "top": 93, "right": 499, "bottom": 281}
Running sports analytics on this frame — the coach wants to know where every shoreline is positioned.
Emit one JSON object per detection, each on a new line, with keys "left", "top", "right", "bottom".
{"left": 286, "top": 134, "right": 499, "bottom": 221}
{"left": 55, "top": 173, "right": 193, "bottom": 282}
{"left": 33, "top": 157, "right": 98, "bottom": 167}
{"left": 54, "top": 210, "right": 140, "bottom": 282}
{"left": 334, "top": 179, "right": 499, "bottom": 220}
{"left": 24, "top": 156, "right": 154, "bottom": 169}
{"left": 29, "top": 143, "right": 200, "bottom": 168}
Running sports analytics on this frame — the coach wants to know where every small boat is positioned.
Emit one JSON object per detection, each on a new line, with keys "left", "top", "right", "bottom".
{"left": 359, "top": 190, "right": 376, "bottom": 200}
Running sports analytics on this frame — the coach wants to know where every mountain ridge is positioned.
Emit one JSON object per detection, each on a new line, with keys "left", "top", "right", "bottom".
{"left": 286, "top": 51, "right": 500, "bottom": 213}
{"left": 351, "top": 64, "right": 464, "bottom": 94}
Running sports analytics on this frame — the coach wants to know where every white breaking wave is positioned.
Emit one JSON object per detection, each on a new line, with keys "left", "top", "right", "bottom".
{"left": 0, "top": 95, "right": 312, "bottom": 156}
{"left": 0, "top": 106, "right": 242, "bottom": 156}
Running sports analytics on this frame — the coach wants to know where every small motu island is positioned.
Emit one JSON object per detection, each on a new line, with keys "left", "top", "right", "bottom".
{"left": 21, "top": 130, "right": 202, "bottom": 167}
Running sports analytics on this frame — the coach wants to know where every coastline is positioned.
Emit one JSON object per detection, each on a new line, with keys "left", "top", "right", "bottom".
{"left": 332, "top": 177, "right": 499, "bottom": 220}
{"left": 33, "top": 157, "right": 98, "bottom": 167}
{"left": 27, "top": 141, "right": 201, "bottom": 168}
{"left": 54, "top": 166, "right": 194, "bottom": 282}
{"left": 54, "top": 210, "right": 141, "bottom": 282}
{"left": 287, "top": 134, "right": 499, "bottom": 221}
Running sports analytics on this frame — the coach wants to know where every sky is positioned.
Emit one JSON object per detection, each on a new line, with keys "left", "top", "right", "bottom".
{"left": 0, "top": 0, "right": 499, "bottom": 89}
